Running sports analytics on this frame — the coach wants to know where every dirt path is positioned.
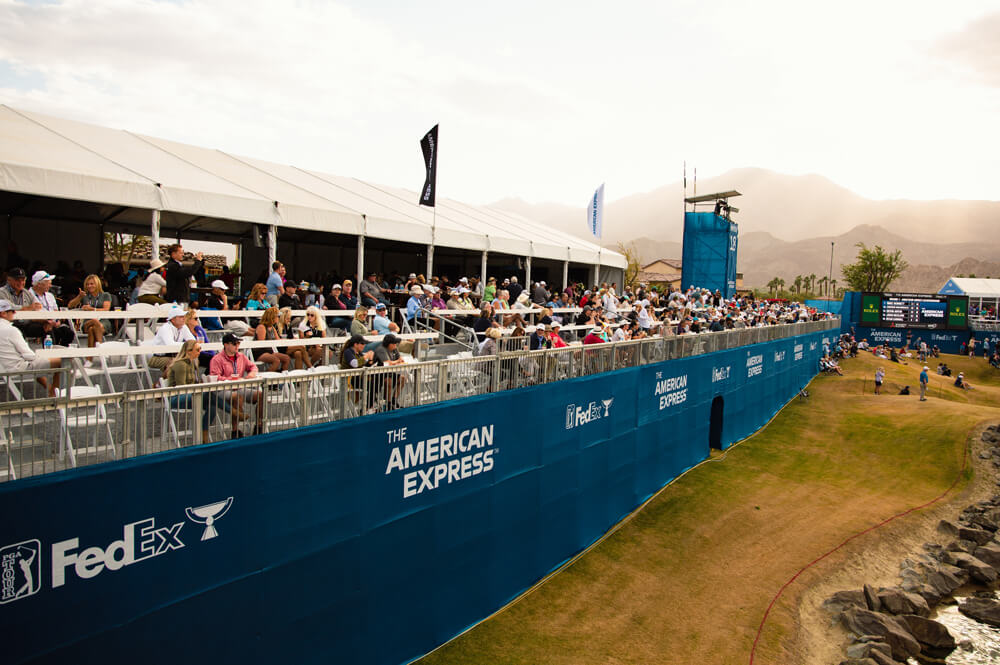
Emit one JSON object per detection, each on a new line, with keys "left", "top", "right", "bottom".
{"left": 418, "top": 352, "right": 1000, "bottom": 665}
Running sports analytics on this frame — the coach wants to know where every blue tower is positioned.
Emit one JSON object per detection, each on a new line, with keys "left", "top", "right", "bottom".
{"left": 681, "top": 190, "right": 741, "bottom": 298}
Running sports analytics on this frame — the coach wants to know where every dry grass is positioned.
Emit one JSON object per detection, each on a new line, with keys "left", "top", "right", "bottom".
{"left": 417, "top": 351, "right": 1000, "bottom": 665}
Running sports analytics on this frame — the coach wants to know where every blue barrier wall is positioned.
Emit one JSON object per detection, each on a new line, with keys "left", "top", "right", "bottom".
{"left": 805, "top": 299, "right": 842, "bottom": 315}
{"left": 0, "top": 330, "right": 830, "bottom": 665}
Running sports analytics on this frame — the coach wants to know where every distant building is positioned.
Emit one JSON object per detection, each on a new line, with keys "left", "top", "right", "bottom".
{"left": 637, "top": 259, "right": 682, "bottom": 291}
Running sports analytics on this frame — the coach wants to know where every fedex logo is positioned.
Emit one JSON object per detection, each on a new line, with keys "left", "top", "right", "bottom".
{"left": 565, "top": 399, "right": 614, "bottom": 429}
{"left": 52, "top": 518, "right": 185, "bottom": 588}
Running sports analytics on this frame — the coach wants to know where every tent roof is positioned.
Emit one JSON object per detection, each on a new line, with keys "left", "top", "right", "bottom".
{"left": 0, "top": 105, "right": 623, "bottom": 268}
{"left": 939, "top": 277, "right": 1000, "bottom": 298}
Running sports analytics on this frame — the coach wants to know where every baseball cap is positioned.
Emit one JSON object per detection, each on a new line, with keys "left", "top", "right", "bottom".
{"left": 8, "top": 267, "right": 26, "bottom": 279}
{"left": 32, "top": 270, "right": 55, "bottom": 284}
{"left": 551, "top": 320, "right": 561, "bottom": 328}
{"left": 167, "top": 306, "right": 186, "bottom": 319}
{"left": 375, "top": 302, "right": 387, "bottom": 310}
{"left": 383, "top": 334, "right": 400, "bottom": 346}
{"left": 222, "top": 332, "right": 241, "bottom": 345}
{"left": 332, "top": 283, "right": 342, "bottom": 290}
{"left": 408, "top": 273, "right": 417, "bottom": 280}
{"left": 211, "top": 279, "right": 227, "bottom": 290}
{"left": 0, "top": 300, "right": 14, "bottom": 312}
{"left": 346, "top": 334, "right": 366, "bottom": 347}
{"left": 923, "top": 365, "right": 929, "bottom": 370}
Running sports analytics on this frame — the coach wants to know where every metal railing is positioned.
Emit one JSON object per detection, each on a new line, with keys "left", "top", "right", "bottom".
{"left": 0, "top": 318, "right": 839, "bottom": 481}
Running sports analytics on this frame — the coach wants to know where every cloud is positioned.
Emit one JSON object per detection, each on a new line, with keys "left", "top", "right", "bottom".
{"left": 934, "top": 11, "right": 1000, "bottom": 87}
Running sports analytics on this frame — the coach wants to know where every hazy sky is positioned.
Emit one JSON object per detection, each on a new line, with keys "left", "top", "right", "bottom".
{"left": 1, "top": 0, "right": 998, "bottom": 207}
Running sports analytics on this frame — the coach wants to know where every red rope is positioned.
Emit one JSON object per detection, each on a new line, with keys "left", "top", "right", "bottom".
{"left": 748, "top": 438, "right": 971, "bottom": 664}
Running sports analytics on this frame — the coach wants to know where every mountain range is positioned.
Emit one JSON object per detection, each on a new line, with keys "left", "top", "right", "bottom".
{"left": 494, "top": 168, "right": 1000, "bottom": 292}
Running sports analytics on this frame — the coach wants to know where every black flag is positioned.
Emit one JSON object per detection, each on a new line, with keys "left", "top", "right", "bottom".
{"left": 419, "top": 124, "right": 438, "bottom": 207}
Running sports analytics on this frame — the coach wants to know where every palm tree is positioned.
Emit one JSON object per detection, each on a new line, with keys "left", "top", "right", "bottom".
{"left": 777, "top": 277, "right": 785, "bottom": 295}
{"left": 808, "top": 273, "right": 817, "bottom": 294}
{"left": 793, "top": 275, "right": 803, "bottom": 294}
{"left": 766, "top": 277, "right": 780, "bottom": 296}
{"left": 830, "top": 278, "right": 837, "bottom": 296}
{"left": 818, "top": 275, "right": 828, "bottom": 296}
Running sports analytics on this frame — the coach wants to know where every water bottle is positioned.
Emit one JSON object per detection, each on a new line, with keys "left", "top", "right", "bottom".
{"left": 43, "top": 335, "right": 53, "bottom": 349}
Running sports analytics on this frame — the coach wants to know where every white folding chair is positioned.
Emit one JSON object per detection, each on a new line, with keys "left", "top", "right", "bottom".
{"left": 57, "top": 385, "right": 116, "bottom": 467}
{"left": 96, "top": 341, "right": 148, "bottom": 392}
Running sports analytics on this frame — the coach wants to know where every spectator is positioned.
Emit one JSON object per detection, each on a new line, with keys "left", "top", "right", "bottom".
{"left": 209, "top": 333, "right": 263, "bottom": 438}
{"left": 184, "top": 310, "right": 213, "bottom": 370}
{"left": 405, "top": 286, "right": 424, "bottom": 324}
{"left": 265, "top": 261, "right": 285, "bottom": 305}
{"left": 478, "top": 326, "right": 501, "bottom": 356}
{"left": 339, "top": 334, "right": 374, "bottom": 369}
{"left": 165, "top": 340, "right": 222, "bottom": 444}
{"left": 582, "top": 326, "right": 605, "bottom": 345}
{"left": 28, "top": 271, "right": 74, "bottom": 346}
{"left": 254, "top": 307, "right": 291, "bottom": 372}
{"left": 0, "top": 301, "right": 62, "bottom": 396}
{"left": 244, "top": 283, "right": 269, "bottom": 310}
{"left": 278, "top": 280, "right": 302, "bottom": 309}
{"left": 0, "top": 267, "right": 40, "bottom": 319}
{"left": 359, "top": 271, "right": 388, "bottom": 307}
{"left": 325, "top": 284, "right": 351, "bottom": 331}
{"left": 507, "top": 276, "right": 523, "bottom": 302}
{"left": 199, "top": 279, "right": 228, "bottom": 330}
{"left": 529, "top": 324, "right": 550, "bottom": 351}
{"left": 297, "top": 306, "right": 327, "bottom": 368}
{"left": 549, "top": 321, "right": 568, "bottom": 348}
{"left": 340, "top": 279, "right": 358, "bottom": 310}
{"left": 164, "top": 243, "right": 204, "bottom": 304}
{"left": 374, "top": 333, "right": 406, "bottom": 410}
{"left": 483, "top": 277, "right": 497, "bottom": 303}
{"left": 277, "top": 306, "right": 310, "bottom": 370}
{"left": 919, "top": 364, "right": 929, "bottom": 400}
{"left": 531, "top": 281, "right": 548, "bottom": 305}
{"left": 954, "top": 372, "right": 972, "bottom": 390}
{"left": 68, "top": 274, "right": 112, "bottom": 355}
{"left": 136, "top": 257, "right": 168, "bottom": 304}
{"left": 147, "top": 306, "right": 195, "bottom": 375}
{"left": 874, "top": 367, "right": 885, "bottom": 394}
{"left": 371, "top": 303, "right": 397, "bottom": 335}
{"left": 350, "top": 306, "right": 370, "bottom": 337}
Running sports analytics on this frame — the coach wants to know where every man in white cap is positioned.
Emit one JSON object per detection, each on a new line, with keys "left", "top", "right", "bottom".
{"left": 0, "top": 301, "right": 63, "bottom": 396}
{"left": 201, "top": 279, "right": 228, "bottom": 330}
{"left": 30, "top": 271, "right": 75, "bottom": 346}
{"left": 137, "top": 257, "right": 168, "bottom": 304}
{"left": 919, "top": 365, "right": 929, "bottom": 401}
{"left": 148, "top": 306, "right": 195, "bottom": 372}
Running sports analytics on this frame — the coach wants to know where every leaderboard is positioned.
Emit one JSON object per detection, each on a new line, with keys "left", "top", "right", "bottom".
{"left": 860, "top": 292, "right": 968, "bottom": 330}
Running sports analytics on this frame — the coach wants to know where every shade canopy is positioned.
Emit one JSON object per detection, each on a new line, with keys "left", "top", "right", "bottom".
{"left": 0, "top": 105, "right": 624, "bottom": 269}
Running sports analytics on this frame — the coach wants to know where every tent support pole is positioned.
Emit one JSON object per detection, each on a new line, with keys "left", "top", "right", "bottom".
{"left": 480, "top": 251, "right": 488, "bottom": 286}
{"left": 562, "top": 260, "right": 569, "bottom": 291}
{"left": 525, "top": 256, "right": 532, "bottom": 289}
{"left": 151, "top": 210, "right": 161, "bottom": 262}
{"left": 357, "top": 235, "right": 365, "bottom": 284}
{"left": 426, "top": 244, "right": 434, "bottom": 280}
{"left": 267, "top": 225, "right": 277, "bottom": 268}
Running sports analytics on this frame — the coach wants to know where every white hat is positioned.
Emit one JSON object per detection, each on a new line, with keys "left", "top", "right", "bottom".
{"left": 516, "top": 292, "right": 529, "bottom": 303}
{"left": 211, "top": 279, "right": 227, "bottom": 290}
{"left": 332, "top": 283, "right": 342, "bottom": 290}
{"left": 551, "top": 320, "right": 561, "bottom": 328}
{"left": 167, "top": 306, "right": 186, "bottom": 320}
{"left": 31, "top": 270, "right": 54, "bottom": 284}
{"left": 410, "top": 286, "right": 424, "bottom": 295}
{"left": 540, "top": 281, "right": 546, "bottom": 286}
{"left": 0, "top": 300, "right": 14, "bottom": 313}
{"left": 459, "top": 277, "right": 469, "bottom": 283}
{"left": 148, "top": 257, "right": 167, "bottom": 271}
{"left": 408, "top": 273, "right": 417, "bottom": 279}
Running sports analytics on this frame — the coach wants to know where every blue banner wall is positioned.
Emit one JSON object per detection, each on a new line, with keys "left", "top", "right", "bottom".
{"left": 851, "top": 326, "right": 968, "bottom": 355}
{"left": 0, "top": 331, "right": 828, "bottom": 665}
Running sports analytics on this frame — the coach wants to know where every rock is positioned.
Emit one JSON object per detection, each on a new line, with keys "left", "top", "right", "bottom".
{"left": 840, "top": 608, "right": 921, "bottom": 661}
{"left": 945, "top": 538, "right": 977, "bottom": 554}
{"left": 974, "top": 542, "right": 1000, "bottom": 570}
{"left": 838, "top": 659, "right": 879, "bottom": 665}
{"left": 966, "top": 509, "right": 1000, "bottom": 532}
{"left": 939, "top": 563, "right": 969, "bottom": 585}
{"left": 937, "top": 520, "right": 960, "bottom": 537}
{"left": 958, "top": 597, "right": 1000, "bottom": 627}
{"left": 979, "top": 451, "right": 992, "bottom": 459}
{"left": 922, "top": 542, "right": 943, "bottom": 554}
{"left": 877, "top": 587, "right": 930, "bottom": 616}
{"left": 897, "top": 614, "right": 957, "bottom": 658}
{"left": 869, "top": 651, "right": 906, "bottom": 665}
{"left": 864, "top": 584, "right": 882, "bottom": 612}
{"left": 942, "top": 551, "right": 998, "bottom": 584}
{"left": 958, "top": 526, "right": 994, "bottom": 545}
{"left": 846, "top": 639, "right": 894, "bottom": 660}
{"left": 958, "top": 638, "right": 973, "bottom": 651}
{"left": 824, "top": 589, "right": 866, "bottom": 614}
{"left": 926, "top": 567, "right": 963, "bottom": 597}
{"left": 902, "top": 582, "right": 943, "bottom": 606}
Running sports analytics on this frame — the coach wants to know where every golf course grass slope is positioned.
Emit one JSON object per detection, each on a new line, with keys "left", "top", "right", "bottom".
{"left": 418, "top": 351, "right": 1000, "bottom": 665}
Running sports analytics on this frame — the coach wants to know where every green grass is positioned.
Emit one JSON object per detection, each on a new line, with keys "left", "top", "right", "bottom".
{"left": 418, "top": 351, "right": 1000, "bottom": 665}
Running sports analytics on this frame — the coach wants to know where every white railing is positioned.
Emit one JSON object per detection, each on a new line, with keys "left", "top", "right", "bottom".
{"left": 0, "top": 319, "right": 840, "bottom": 482}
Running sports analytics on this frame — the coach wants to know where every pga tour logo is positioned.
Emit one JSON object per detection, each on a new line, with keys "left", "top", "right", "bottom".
{"left": 566, "top": 399, "right": 614, "bottom": 429}
{"left": 1, "top": 497, "right": 232, "bottom": 603}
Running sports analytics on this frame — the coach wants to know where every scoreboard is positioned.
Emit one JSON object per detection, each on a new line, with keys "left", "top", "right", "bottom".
{"left": 860, "top": 292, "right": 968, "bottom": 330}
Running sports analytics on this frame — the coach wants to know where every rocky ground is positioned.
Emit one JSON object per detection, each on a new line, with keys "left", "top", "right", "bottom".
{"left": 825, "top": 424, "right": 1000, "bottom": 665}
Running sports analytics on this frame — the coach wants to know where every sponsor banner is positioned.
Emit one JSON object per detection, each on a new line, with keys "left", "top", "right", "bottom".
{"left": 0, "top": 330, "right": 828, "bottom": 665}
{"left": 852, "top": 326, "right": 968, "bottom": 355}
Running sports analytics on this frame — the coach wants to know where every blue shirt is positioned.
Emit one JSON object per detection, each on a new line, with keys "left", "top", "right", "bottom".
{"left": 919, "top": 369, "right": 929, "bottom": 385}
{"left": 266, "top": 271, "right": 284, "bottom": 298}
{"left": 372, "top": 314, "right": 392, "bottom": 334}
{"left": 406, "top": 296, "right": 423, "bottom": 321}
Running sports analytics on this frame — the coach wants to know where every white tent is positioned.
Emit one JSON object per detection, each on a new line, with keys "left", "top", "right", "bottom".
{"left": 0, "top": 105, "right": 623, "bottom": 279}
{"left": 939, "top": 277, "right": 1000, "bottom": 322}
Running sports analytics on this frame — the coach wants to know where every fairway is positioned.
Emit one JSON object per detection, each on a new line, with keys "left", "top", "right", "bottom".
{"left": 418, "top": 351, "right": 1000, "bottom": 665}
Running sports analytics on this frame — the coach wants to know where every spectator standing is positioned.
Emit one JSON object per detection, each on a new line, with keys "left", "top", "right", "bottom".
{"left": 919, "top": 365, "right": 929, "bottom": 401}
{"left": 265, "top": 261, "right": 285, "bottom": 306}
{"left": 507, "top": 276, "right": 523, "bottom": 302}
{"left": 164, "top": 243, "right": 204, "bottom": 305}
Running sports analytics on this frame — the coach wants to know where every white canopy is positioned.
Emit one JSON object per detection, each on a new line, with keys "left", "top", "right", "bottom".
{"left": 0, "top": 105, "right": 623, "bottom": 269}
{"left": 939, "top": 278, "right": 1000, "bottom": 299}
